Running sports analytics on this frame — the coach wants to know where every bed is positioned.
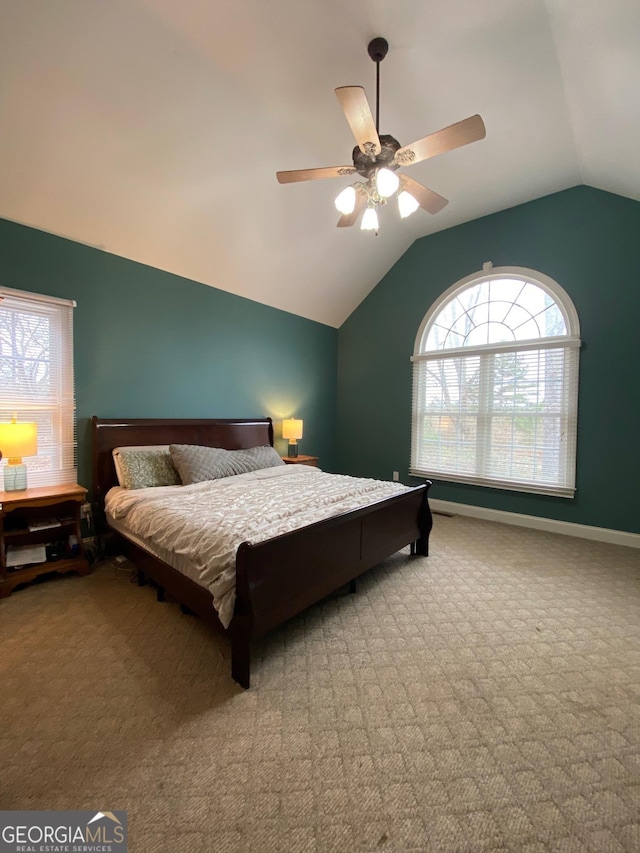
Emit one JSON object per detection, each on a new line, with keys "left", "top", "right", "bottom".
{"left": 92, "top": 416, "right": 433, "bottom": 688}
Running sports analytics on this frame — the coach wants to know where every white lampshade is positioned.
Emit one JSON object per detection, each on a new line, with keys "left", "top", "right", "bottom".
{"left": 361, "top": 207, "right": 379, "bottom": 231}
{"left": 334, "top": 186, "right": 357, "bottom": 215}
{"left": 0, "top": 419, "right": 38, "bottom": 459}
{"left": 375, "top": 167, "right": 400, "bottom": 198}
{"left": 398, "top": 190, "right": 420, "bottom": 218}
{"left": 0, "top": 418, "right": 38, "bottom": 491}
{"left": 282, "top": 418, "right": 303, "bottom": 441}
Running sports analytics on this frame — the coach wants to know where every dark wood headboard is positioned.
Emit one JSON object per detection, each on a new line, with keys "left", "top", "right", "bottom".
{"left": 91, "top": 417, "right": 274, "bottom": 504}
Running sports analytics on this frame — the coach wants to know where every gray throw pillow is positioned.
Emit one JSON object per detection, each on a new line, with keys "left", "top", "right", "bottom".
{"left": 169, "top": 444, "right": 284, "bottom": 485}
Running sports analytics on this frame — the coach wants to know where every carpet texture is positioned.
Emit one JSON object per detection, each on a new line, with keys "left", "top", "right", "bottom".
{"left": 1, "top": 515, "right": 639, "bottom": 852}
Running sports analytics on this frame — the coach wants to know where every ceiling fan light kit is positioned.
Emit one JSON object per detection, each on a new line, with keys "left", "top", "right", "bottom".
{"left": 375, "top": 167, "right": 400, "bottom": 198}
{"left": 398, "top": 190, "right": 420, "bottom": 218}
{"left": 276, "top": 37, "right": 486, "bottom": 234}
{"left": 361, "top": 206, "right": 379, "bottom": 231}
{"left": 334, "top": 185, "right": 357, "bottom": 215}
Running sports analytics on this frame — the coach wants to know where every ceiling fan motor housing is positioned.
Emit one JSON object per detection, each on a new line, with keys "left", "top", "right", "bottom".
{"left": 352, "top": 134, "right": 401, "bottom": 177}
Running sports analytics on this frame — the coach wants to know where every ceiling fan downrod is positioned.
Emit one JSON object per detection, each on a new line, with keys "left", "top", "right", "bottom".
{"left": 367, "top": 37, "right": 388, "bottom": 134}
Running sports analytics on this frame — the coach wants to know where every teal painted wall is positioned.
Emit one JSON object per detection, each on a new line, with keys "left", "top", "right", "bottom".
{"left": 0, "top": 219, "right": 337, "bottom": 493}
{"left": 336, "top": 186, "right": 640, "bottom": 534}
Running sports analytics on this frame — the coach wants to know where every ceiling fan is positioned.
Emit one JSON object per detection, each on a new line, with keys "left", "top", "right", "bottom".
{"left": 276, "top": 37, "right": 486, "bottom": 233}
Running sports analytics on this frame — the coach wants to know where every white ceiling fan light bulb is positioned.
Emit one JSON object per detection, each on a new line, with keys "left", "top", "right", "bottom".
{"left": 361, "top": 206, "right": 379, "bottom": 232}
{"left": 398, "top": 190, "right": 420, "bottom": 218}
{"left": 334, "top": 185, "right": 357, "bottom": 215}
{"left": 375, "top": 168, "right": 400, "bottom": 198}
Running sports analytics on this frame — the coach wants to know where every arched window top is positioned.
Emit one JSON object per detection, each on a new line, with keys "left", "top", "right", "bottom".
{"left": 415, "top": 265, "right": 580, "bottom": 354}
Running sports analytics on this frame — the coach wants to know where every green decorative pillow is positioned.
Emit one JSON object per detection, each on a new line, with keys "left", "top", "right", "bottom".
{"left": 113, "top": 447, "right": 181, "bottom": 490}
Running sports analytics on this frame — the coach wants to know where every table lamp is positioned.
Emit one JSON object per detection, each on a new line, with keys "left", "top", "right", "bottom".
{"left": 282, "top": 418, "right": 303, "bottom": 458}
{"left": 0, "top": 417, "right": 38, "bottom": 491}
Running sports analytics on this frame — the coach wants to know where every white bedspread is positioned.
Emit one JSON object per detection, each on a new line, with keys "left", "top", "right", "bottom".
{"left": 105, "top": 465, "right": 410, "bottom": 627}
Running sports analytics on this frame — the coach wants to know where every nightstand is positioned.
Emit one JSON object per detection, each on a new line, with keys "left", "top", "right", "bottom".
{"left": 0, "top": 484, "right": 90, "bottom": 598}
{"left": 282, "top": 455, "right": 319, "bottom": 467}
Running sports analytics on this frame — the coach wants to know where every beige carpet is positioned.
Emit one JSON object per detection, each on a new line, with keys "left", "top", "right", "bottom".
{"left": 1, "top": 515, "right": 639, "bottom": 852}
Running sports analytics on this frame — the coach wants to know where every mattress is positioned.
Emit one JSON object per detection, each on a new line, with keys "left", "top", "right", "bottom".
{"left": 106, "top": 510, "right": 202, "bottom": 586}
{"left": 105, "top": 464, "right": 411, "bottom": 628}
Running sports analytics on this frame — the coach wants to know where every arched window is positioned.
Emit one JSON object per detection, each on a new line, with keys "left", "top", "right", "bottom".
{"left": 410, "top": 264, "right": 581, "bottom": 497}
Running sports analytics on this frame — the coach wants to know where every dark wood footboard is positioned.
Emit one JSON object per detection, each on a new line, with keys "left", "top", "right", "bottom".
{"left": 231, "top": 483, "right": 432, "bottom": 687}
{"left": 92, "top": 416, "right": 433, "bottom": 689}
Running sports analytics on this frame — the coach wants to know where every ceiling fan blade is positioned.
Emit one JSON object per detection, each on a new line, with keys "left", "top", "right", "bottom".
{"left": 277, "top": 165, "right": 356, "bottom": 184}
{"left": 394, "top": 114, "right": 486, "bottom": 167}
{"left": 335, "top": 86, "right": 381, "bottom": 157}
{"left": 337, "top": 191, "right": 367, "bottom": 228}
{"left": 400, "top": 175, "right": 449, "bottom": 214}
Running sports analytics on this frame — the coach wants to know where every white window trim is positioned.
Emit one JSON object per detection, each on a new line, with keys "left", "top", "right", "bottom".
{"left": 412, "top": 335, "right": 582, "bottom": 363}
{"left": 0, "top": 286, "right": 76, "bottom": 309}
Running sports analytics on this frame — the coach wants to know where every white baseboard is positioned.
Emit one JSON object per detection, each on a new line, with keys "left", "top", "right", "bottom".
{"left": 429, "top": 499, "right": 640, "bottom": 550}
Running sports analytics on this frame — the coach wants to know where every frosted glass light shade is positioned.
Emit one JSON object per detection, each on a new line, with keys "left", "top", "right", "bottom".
{"left": 334, "top": 186, "right": 356, "bottom": 215}
{"left": 398, "top": 190, "right": 420, "bottom": 218}
{"left": 361, "top": 207, "right": 379, "bottom": 231}
{"left": 375, "top": 168, "right": 400, "bottom": 198}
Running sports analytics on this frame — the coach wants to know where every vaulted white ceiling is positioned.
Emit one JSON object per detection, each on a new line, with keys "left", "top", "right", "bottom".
{"left": 1, "top": 1, "right": 638, "bottom": 327}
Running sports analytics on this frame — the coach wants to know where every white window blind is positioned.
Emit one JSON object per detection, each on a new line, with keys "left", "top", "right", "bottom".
{"left": 0, "top": 287, "right": 77, "bottom": 488}
{"left": 410, "top": 268, "right": 581, "bottom": 497}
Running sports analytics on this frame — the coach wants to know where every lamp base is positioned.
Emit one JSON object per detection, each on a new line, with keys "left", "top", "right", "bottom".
{"left": 287, "top": 444, "right": 299, "bottom": 458}
{"left": 4, "top": 462, "right": 27, "bottom": 491}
